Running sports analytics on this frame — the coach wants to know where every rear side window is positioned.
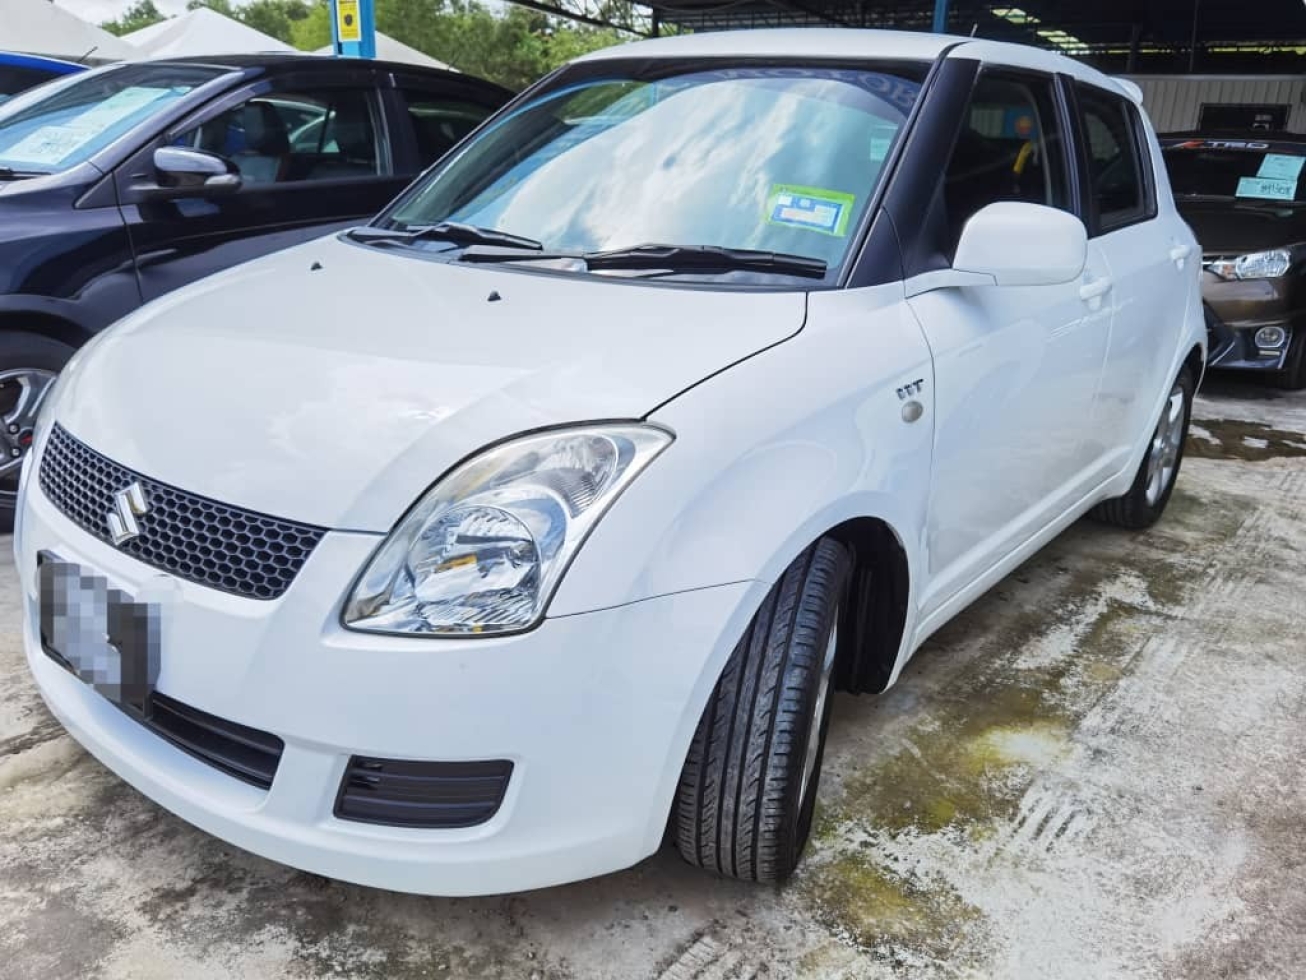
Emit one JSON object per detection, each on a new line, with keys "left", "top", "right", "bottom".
{"left": 1075, "top": 85, "right": 1153, "bottom": 233}
{"left": 941, "top": 71, "right": 1071, "bottom": 253}
{"left": 401, "top": 91, "right": 494, "bottom": 166}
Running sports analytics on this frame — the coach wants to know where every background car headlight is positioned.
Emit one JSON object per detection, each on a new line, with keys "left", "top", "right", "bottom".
{"left": 1209, "top": 248, "right": 1292, "bottom": 280}
{"left": 343, "top": 424, "right": 672, "bottom": 636}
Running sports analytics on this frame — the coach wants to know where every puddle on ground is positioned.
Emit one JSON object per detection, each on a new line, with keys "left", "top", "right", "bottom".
{"left": 798, "top": 481, "right": 1256, "bottom": 967}
{"left": 1188, "top": 419, "right": 1306, "bottom": 462}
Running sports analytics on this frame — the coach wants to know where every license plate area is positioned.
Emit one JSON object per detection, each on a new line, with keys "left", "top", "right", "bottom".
{"left": 38, "top": 551, "right": 160, "bottom": 719}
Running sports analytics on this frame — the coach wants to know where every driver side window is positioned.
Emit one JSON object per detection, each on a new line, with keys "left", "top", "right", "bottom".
{"left": 176, "top": 87, "right": 382, "bottom": 185}
{"left": 941, "top": 72, "right": 1070, "bottom": 255}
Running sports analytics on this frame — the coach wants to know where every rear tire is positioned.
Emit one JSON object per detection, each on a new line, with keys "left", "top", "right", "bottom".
{"left": 672, "top": 538, "right": 851, "bottom": 883}
{"left": 0, "top": 332, "right": 77, "bottom": 533}
{"left": 1090, "top": 365, "right": 1194, "bottom": 530}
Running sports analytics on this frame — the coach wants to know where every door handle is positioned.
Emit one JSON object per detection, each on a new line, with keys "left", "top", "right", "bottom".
{"left": 1169, "top": 243, "right": 1193, "bottom": 268}
{"left": 1079, "top": 277, "right": 1113, "bottom": 302}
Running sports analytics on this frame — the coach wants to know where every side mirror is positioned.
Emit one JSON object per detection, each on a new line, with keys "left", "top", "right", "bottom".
{"left": 953, "top": 201, "right": 1087, "bottom": 286}
{"left": 140, "top": 146, "right": 242, "bottom": 200}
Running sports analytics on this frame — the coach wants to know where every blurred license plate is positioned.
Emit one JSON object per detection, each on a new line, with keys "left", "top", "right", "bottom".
{"left": 38, "top": 553, "right": 160, "bottom": 719}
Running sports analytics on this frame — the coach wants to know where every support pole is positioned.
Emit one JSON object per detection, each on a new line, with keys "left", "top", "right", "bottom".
{"left": 330, "top": 0, "right": 376, "bottom": 59}
{"left": 932, "top": 0, "right": 949, "bottom": 33}
{"left": 1188, "top": 0, "right": 1201, "bottom": 72}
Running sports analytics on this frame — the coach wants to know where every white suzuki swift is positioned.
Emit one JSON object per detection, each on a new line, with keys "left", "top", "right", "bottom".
{"left": 17, "top": 29, "right": 1203, "bottom": 895}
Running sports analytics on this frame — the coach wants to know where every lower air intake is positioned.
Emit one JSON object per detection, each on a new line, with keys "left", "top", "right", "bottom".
{"left": 335, "top": 756, "right": 513, "bottom": 828}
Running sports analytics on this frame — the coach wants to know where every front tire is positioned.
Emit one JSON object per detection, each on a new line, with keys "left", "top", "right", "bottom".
{"left": 1090, "top": 365, "right": 1194, "bottom": 530}
{"left": 0, "top": 332, "right": 76, "bottom": 533}
{"left": 672, "top": 538, "right": 851, "bottom": 883}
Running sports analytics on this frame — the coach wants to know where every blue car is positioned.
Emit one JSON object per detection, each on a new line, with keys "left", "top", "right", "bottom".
{"left": 0, "top": 52, "right": 84, "bottom": 103}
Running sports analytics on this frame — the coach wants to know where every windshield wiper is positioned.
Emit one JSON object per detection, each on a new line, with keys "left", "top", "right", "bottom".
{"left": 0, "top": 167, "right": 46, "bottom": 180}
{"left": 460, "top": 243, "right": 829, "bottom": 280}
{"left": 347, "top": 222, "right": 543, "bottom": 251}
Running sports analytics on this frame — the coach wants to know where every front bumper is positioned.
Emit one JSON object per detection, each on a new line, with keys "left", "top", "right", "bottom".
{"left": 17, "top": 474, "right": 762, "bottom": 895}
{"left": 1202, "top": 271, "right": 1303, "bottom": 373}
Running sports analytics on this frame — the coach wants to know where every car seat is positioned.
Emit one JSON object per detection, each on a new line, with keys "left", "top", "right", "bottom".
{"left": 233, "top": 102, "right": 290, "bottom": 184}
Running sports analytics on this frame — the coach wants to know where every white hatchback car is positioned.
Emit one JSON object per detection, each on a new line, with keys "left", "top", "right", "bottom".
{"left": 17, "top": 29, "right": 1203, "bottom": 895}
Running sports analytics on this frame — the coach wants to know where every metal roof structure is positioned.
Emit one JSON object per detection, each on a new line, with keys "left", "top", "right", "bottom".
{"left": 511, "top": 0, "right": 1306, "bottom": 72}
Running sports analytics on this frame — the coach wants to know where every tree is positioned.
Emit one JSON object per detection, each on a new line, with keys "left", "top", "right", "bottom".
{"left": 278, "top": 0, "right": 633, "bottom": 90}
{"left": 100, "top": 0, "right": 167, "bottom": 36}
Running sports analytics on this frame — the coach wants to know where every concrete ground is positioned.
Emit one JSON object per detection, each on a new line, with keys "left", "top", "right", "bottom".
{"left": 2, "top": 378, "right": 1303, "bottom": 980}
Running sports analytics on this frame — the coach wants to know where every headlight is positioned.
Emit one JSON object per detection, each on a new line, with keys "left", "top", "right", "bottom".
{"left": 343, "top": 425, "right": 672, "bottom": 636}
{"left": 1209, "top": 248, "right": 1292, "bottom": 280}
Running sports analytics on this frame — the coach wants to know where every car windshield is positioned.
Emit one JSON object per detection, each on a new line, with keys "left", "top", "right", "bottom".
{"left": 379, "top": 61, "right": 927, "bottom": 284}
{"left": 1163, "top": 140, "right": 1306, "bottom": 205}
{"left": 0, "top": 63, "right": 224, "bottom": 175}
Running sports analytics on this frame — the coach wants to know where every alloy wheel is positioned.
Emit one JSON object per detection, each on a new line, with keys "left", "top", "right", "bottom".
{"left": 1145, "top": 383, "right": 1186, "bottom": 507}
{"left": 0, "top": 368, "right": 57, "bottom": 505}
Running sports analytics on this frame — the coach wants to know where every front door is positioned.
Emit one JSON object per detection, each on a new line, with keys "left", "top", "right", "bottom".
{"left": 908, "top": 70, "right": 1112, "bottom": 619}
{"left": 114, "top": 72, "right": 410, "bottom": 303}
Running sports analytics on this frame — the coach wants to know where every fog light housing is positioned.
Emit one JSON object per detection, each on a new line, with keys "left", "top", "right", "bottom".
{"left": 1255, "top": 325, "right": 1288, "bottom": 350}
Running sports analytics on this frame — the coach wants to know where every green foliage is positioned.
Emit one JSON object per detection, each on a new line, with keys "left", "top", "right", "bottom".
{"left": 103, "top": 0, "right": 638, "bottom": 91}
{"left": 99, "top": 0, "right": 166, "bottom": 35}
{"left": 295, "top": 0, "right": 634, "bottom": 90}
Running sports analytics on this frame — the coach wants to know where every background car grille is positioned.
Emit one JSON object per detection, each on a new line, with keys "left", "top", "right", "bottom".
{"left": 38, "top": 423, "right": 327, "bottom": 600}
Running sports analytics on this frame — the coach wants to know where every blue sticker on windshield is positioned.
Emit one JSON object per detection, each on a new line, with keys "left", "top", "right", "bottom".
{"left": 766, "top": 184, "right": 856, "bottom": 236}
{"left": 1257, "top": 154, "right": 1305, "bottom": 181}
{"left": 1236, "top": 175, "right": 1297, "bottom": 201}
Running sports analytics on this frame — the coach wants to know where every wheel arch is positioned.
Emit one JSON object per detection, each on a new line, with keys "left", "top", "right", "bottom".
{"left": 824, "top": 516, "right": 912, "bottom": 695}
{"left": 1183, "top": 341, "right": 1205, "bottom": 390}
{"left": 0, "top": 310, "right": 92, "bottom": 351}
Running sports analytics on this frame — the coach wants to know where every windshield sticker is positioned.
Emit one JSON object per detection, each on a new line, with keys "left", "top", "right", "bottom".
{"left": 1235, "top": 175, "right": 1298, "bottom": 201}
{"left": 1257, "top": 153, "right": 1305, "bottom": 181}
{"left": 766, "top": 185, "right": 856, "bottom": 236}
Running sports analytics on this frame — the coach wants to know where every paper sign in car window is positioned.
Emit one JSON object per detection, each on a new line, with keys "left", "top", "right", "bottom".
{"left": 4, "top": 124, "right": 98, "bottom": 166}
{"left": 767, "top": 185, "right": 856, "bottom": 236}
{"left": 2, "top": 87, "right": 174, "bottom": 167}
{"left": 1236, "top": 176, "right": 1297, "bottom": 201}
{"left": 1256, "top": 154, "right": 1305, "bottom": 181}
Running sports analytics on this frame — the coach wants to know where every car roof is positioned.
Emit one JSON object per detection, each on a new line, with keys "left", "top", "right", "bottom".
{"left": 137, "top": 52, "right": 473, "bottom": 81}
{"left": 574, "top": 28, "right": 1134, "bottom": 101}
{"left": 0, "top": 50, "right": 85, "bottom": 74}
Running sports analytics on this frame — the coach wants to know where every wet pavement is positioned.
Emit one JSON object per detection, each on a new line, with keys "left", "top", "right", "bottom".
{"left": 2, "top": 376, "right": 1303, "bottom": 979}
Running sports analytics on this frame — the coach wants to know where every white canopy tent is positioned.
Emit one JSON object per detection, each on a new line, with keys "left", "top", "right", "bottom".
{"left": 125, "top": 7, "right": 295, "bottom": 59}
{"left": 1, "top": 0, "right": 136, "bottom": 62}
{"left": 315, "top": 34, "right": 456, "bottom": 72}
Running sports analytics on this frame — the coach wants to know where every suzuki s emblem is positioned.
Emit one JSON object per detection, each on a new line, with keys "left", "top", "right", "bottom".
{"left": 107, "top": 482, "right": 149, "bottom": 545}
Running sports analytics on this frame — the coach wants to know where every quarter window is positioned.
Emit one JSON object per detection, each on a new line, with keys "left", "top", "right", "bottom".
{"left": 176, "top": 88, "right": 382, "bottom": 185}
{"left": 941, "top": 72, "right": 1070, "bottom": 253}
{"left": 1075, "top": 85, "right": 1152, "bottom": 233}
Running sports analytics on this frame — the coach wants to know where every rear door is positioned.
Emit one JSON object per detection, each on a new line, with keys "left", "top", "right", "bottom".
{"left": 115, "top": 67, "right": 410, "bottom": 303}
{"left": 906, "top": 68, "right": 1112, "bottom": 618}
{"left": 1071, "top": 83, "right": 1185, "bottom": 473}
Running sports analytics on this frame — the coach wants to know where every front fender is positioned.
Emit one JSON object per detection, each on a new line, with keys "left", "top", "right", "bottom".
{"left": 550, "top": 283, "right": 935, "bottom": 653}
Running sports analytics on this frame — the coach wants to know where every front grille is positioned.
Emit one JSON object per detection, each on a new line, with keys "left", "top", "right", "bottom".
{"left": 335, "top": 757, "right": 513, "bottom": 828}
{"left": 147, "top": 692, "right": 284, "bottom": 789}
{"left": 38, "top": 424, "right": 326, "bottom": 600}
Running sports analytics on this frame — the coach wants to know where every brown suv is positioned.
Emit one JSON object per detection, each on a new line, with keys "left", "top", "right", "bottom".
{"left": 1161, "top": 134, "right": 1306, "bottom": 388}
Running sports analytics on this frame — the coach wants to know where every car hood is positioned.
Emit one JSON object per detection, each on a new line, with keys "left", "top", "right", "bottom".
{"left": 1176, "top": 199, "right": 1306, "bottom": 255}
{"left": 47, "top": 235, "right": 807, "bottom": 532}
